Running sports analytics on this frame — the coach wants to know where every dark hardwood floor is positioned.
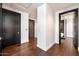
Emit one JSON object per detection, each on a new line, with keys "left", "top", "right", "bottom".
{"left": 2, "top": 38, "right": 78, "bottom": 56}
{"left": 46, "top": 38, "right": 78, "bottom": 56}
{"left": 2, "top": 39, "right": 45, "bottom": 56}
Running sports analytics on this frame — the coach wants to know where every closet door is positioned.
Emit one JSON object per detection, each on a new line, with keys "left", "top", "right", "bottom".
{"left": 0, "top": 3, "right": 2, "bottom": 56}
{"left": 2, "top": 9, "right": 21, "bottom": 48}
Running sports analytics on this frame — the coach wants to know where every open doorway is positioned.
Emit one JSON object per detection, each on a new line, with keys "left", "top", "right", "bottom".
{"left": 29, "top": 19, "right": 35, "bottom": 42}
{"left": 59, "top": 8, "right": 78, "bottom": 49}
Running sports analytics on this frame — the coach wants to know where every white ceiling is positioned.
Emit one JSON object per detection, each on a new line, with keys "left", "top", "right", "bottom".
{"left": 3, "top": 3, "right": 43, "bottom": 12}
{"left": 3, "top": 3, "right": 42, "bottom": 19}
{"left": 18, "top": 3, "right": 79, "bottom": 12}
{"left": 19, "top": 3, "right": 43, "bottom": 8}
{"left": 48, "top": 3, "right": 79, "bottom": 11}
{"left": 15, "top": 3, "right": 43, "bottom": 19}
{"left": 15, "top": 3, "right": 79, "bottom": 19}
{"left": 3, "top": 3, "right": 79, "bottom": 19}
{"left": 18, "top": 3, "right": 79, "bottom": 14}
{"left": 15, "top": 3, "right": 43, "bottom": 11}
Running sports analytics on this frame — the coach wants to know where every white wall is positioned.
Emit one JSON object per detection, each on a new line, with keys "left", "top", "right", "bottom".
{"left": 35, "top": 20, "right": 37, "bottom": 38}
{"left": 66, "top": 14, "right": 74, "bottom": 37}
{"left": 28, "top": 9, "right": 37, "bottom": 20}
{"left": 37, "top": 4, "right": 47, "bottom": 51}
{"left": 21, "top": 13, "right": 29, "bottom": 43}
{"left": 2, "top": 4, "right": 29, "bottom": 44}
{"left": 61, "top": 13, "right": 74, "bottom": 38}
{"left": 37, "top": 4, "right": 55, "bottom": 51}
{"left": 46, "top": 5, "right": 55, "bottom": 50}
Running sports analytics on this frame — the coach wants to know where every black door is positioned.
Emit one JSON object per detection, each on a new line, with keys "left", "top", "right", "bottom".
{"left": 0, "top": 3, "right": 2, "bottom": 56}
{"left": 2, "top": 9, "right": 21, "bottom": 48}
{"left": 73, "top": 9, "right": 78, "bottom": 49}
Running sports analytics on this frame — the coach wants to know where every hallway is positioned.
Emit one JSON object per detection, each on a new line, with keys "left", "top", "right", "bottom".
{"left": 2, "top": 38, "right": 78, "bottom": 56}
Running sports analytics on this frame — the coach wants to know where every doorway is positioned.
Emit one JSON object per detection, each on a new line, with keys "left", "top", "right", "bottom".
{"left": 29, "top": 19, "right": 35, "bottom": 42}
{"left": 59, "top": 8, "right": 78, "bottom": 49}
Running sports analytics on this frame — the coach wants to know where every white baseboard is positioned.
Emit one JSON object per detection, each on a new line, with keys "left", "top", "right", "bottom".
{"left": 55, "top": 41, "right": 59, "bottom": 44}
{"left": 37, "top": 44, "right": 47, "bottom": 51}
{"left": 21, "top": 39, "right": 29, "bottom": 44}
{"left": 37, "top": 42, "right": 56, "bottom": 51}
{"left": 46, "top": 42, "right": 55, "bottom": 51}
{"left": 78, "top": 47, "right": 79, "bottom": 50}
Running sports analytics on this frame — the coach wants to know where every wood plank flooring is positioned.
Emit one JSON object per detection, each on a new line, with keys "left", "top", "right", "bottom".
{"left": 2, "top": 38, "right": 78, "bottom": 56}
{"left": 46, "top": 38, "right": 78, "bottom": 56}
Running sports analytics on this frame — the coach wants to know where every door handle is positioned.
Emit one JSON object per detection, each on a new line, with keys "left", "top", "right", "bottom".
{"left": 17, "top": 32, "right": 19, "bottom": 35}
{"left": 0, "top": 37, "right": 3, "bottom": 40}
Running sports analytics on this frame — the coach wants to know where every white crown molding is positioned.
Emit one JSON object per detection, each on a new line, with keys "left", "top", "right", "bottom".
{"left": 2, "top": 3, "right": 28, "bottom": 12}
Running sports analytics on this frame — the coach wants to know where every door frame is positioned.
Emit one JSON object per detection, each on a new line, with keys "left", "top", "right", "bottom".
{"left": 59, "top": 8, "right": 78, "bottom": 48}
{"left": 0, "top": 3, "right": 2, "bottom": 56}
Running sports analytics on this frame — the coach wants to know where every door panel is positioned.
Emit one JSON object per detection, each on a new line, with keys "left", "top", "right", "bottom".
{"left": 60, "top": 20, "right": 64, "bottom": 38}
{"left": 2, "top": 9, "right": 21, "bottom": 48}
{"left": 29, "top": 20, "right": 35, "bottom": 40}
{"left": 0, "top": 3, "right": 2, "bottom": 56}
{"left": 73, "top": 9, "right": 78, "bottom": 49}
{"left": 2, "top": 13, "right": 16, "bottom": 47}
